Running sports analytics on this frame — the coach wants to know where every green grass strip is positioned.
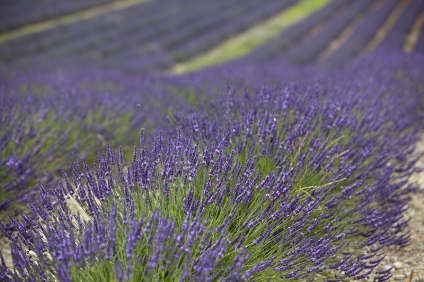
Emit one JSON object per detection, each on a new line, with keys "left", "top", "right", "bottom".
{"left": 171, "top": 0, "right": 330, "bottom": 74}
{"left": 0, "top": 0, "right": 152, "bottom": 44}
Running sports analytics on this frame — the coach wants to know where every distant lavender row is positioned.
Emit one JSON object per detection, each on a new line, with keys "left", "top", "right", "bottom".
{"left": 411, "top": 7, "right": 424, "bottom": 53}
{"left": 321, "top": 0, "right": 398, "bottom": 67}
{"left": 379, "top": 0, "right": 424, "bottom": 49}
{"left": 281, "top": 0, "right": 373, "bottom": 65}
{"left": 0, "top": 0, "right": 114, "bottom": 32}
{"left": 239, "top": 0, "right": 347, "bottom": 63}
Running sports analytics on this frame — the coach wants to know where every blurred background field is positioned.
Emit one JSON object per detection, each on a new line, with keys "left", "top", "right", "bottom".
{"left": 1, "top": 0, "right": 423, "bottom": 74}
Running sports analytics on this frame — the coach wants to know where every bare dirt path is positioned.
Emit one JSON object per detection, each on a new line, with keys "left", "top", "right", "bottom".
{"left": 376, "top": 136, "right": 424, "bottom": 282}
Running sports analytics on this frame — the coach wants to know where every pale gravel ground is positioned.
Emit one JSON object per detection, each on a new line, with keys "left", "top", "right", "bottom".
{"left": 377, "top": 136, "right": 424, "bottom": 282}
{"left": 1, "top": 136, "right": 423, "bottom": 280}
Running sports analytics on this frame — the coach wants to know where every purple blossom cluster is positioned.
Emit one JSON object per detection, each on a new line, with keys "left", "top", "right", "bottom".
{"left": 1, "top": 145, "right": 252, "bottom": 281}
{"left": 2, "top": 206, "right": 247, "bottom": 281}
{"left": 1, "top": 50, "right": 423, "bottom": 281}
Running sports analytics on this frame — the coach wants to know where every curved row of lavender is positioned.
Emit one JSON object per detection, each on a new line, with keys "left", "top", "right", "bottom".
{"left": 1, "top": 50, "right": 423, "bottom": 281}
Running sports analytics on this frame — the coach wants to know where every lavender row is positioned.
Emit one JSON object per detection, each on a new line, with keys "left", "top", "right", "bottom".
{"left": 416, "top": 26, "right": 424, "bottom": 53}
{"left": 321, "top": 0, "right": 399, "bottom": 67}
{"left": 239, "top": 0, "right": 347, "bottom": 63}
{"left": 0, "top": 0, "right": 114, "bottom": 33}
{"left": 1, "top": 50, "right": 423, "bottom": 281}
{"left": 379, "top": 0, "right": 424, "bottom": 49}
{"left": 280, "top": 0, "right": 373, "bottom": 65}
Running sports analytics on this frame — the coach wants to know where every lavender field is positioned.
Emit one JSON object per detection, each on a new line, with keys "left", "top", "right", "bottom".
{"left": 1, "top": 0, "right": 424, "bottom": 281}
